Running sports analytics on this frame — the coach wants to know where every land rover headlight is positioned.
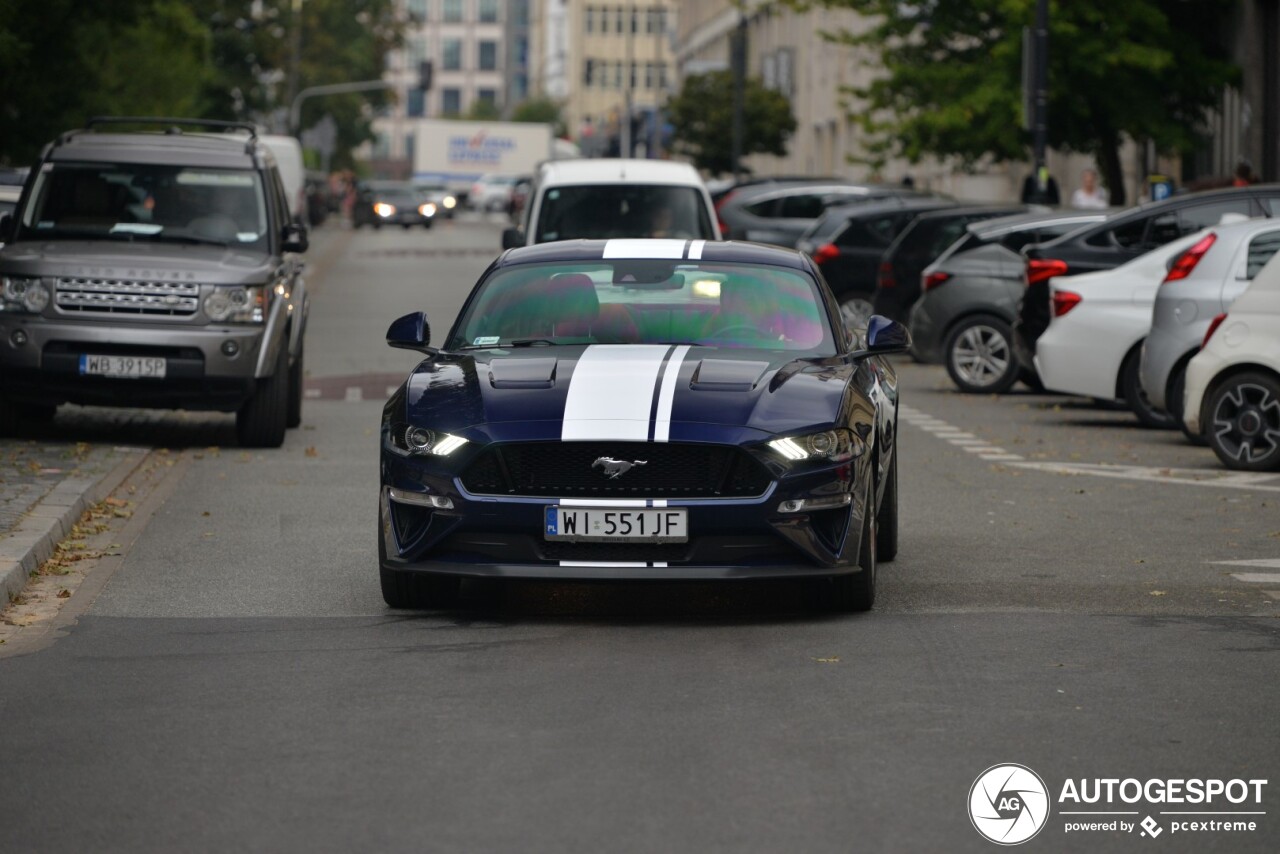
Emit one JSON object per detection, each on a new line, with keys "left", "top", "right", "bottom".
{"left": 769, "top": 428, "right": 865, "bottom": 463}
{"left": 205, "top": 285, "right": 266, "bottom": 323}
{"left": 1, "top": 276, "right": 48, "bottom": 313}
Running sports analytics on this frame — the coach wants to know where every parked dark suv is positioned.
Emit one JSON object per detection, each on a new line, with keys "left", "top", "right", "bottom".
{"left": 0, "top": 117, "right": 311, "bottom": 447}
{"left": 1015, "top": 185, "right": 1280, "bottom": 366}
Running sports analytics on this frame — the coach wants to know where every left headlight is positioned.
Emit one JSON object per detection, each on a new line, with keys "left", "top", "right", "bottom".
{"left": 769, "top": 428, "right": 865, "bottom": 463}
{"left": 1, "top": 276, "right": 49, "bottom": 313}
{"left": 388, "top": 422, "right": 468, "bottom": 457}
{"left": 442, "top": 195, "right": 456, "bottom": 209}
{"left": 204, "top": 285, "right": 267, "bottom": 323}
{"left": 418, "top": 202, "right": 437, "bottom": 217}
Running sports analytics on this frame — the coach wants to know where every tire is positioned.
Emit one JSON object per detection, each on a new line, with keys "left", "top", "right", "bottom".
{"left": 373, "top": 221, "right": 382, "bottom": 230}
{"left": 236, "top": 341, "right": 289, "bottom": 448}
{"left": 838, "top": 293, "right": 875, "bottom": 331}
{"left": 378, "top": 510, "right": 462, "bottom": 608}
{"left": 814, "top": 483, "right": 876, "bottom": 613}
{"left": 944, "top": 315, "right": 1019, "bottom": 394}
{"left": 876, "top": 449, "right": 898, "bottom": 563}
{"left": 1120, "top": 348, "right": 1177, "bottom": 429}
{"left": 1168, "top": 364, "right": 1208, "bottom": 446}
{"left": 1205, "top": 371, "right": 1280, "bottom": 471}
{"left": 286, "top": 341, "right": 304, "bottom": 429}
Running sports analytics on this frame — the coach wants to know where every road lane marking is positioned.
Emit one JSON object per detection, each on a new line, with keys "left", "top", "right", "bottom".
{"left": 1209, "top": 558, "right": 1280, "bottom": 568}
{"left": 344, "top": 386, "right": 362, "bottom": 402}
{"left": 1227, "top": 573, "right": 1280, "bottom": 584}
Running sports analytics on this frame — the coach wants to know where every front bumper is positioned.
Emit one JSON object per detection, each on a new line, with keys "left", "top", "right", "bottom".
{"left": 1181, "top": 352, "right": 1215, "bottom": 436}
{"left": 0, "top": 316, "right": 267, "bottom": 409}
{"left": 379, "top": 444, "right": 871, "bottom": 580}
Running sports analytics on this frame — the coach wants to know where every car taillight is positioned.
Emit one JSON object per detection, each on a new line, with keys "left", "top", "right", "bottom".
{"left": 1051, "top": 289, "right": 1082, "bottom": 317}
{"left": 877, "top": 261, "right": 896, "bottom": 289}
{"left": 812, "top": 243, "right": 840, "bottom": 265}
{"left": 922, "top": 271, "right": 951, "bottom": 291}
{"left": 1202, "top": 312, "right": 1227, "bottom": 347}
{"left": 1163, "top": 233, "right": 1217, "bottom": 283}
{"left": 1026, "top": 258, "right": 1069, "bottom": 285}
{"left": 714, "top": 191, "right": 735, "bottom": 238}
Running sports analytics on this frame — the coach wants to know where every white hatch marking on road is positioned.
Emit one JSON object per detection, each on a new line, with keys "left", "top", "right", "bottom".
{"left": 962, "top": 446, "right": 1007, "bottom": 454}
{"left": 1208, "top": 558, "right": 1280, "bottom": 569}
{"left": 344, "top": 386, "right": 362, "bottom": 402}
{"left": 1009, "top": 461, "right": 1280, "bottom": 492}
{"left": 1264, "top": 590, "right": 1280, "bottom": 601}
{"left": 951, "top": 438, "right": 989, "bottom": 445}
{"left": 1227, "top": 573, "right": 1280, "bottom": 584}
{"left": 977, "top": 454, "right": 1026, "bottom": 462}
{"left": 304, "top": 388, "right": 322, "bottom": 399}
{"left": 897, "top": 405, "right": 1021, "bottom": 462}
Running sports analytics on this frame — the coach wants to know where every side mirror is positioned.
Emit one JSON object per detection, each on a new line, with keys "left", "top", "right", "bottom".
{"left": 501, "top": 227, "right": 524, "bottom": 250}
{"left": 0, "top": 212, "right": 13, "bottom": 243}
{"left": 282, "top": 222, "right": 309, "bottom": 253}
{"left": 848, "top": 315, "right": 912, "bottom": 358}
{"left": 386, "top": 311, "right": 437, "bottom": 355}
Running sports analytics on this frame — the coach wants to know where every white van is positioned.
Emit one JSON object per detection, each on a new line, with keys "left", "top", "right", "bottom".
{"left": 502, "top": 159, "right": 721, "bottom": 248}
{"left": 259, "top": 135, "right": 307, "bottom": 222}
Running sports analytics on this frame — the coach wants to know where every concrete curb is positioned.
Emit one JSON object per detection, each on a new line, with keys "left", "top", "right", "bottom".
{"left": 0, "top": 449, "right": 150, "bottom": 604}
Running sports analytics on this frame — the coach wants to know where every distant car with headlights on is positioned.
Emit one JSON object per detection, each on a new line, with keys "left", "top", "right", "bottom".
{"left": 378, "top": 238, "right": 911, "bottom": 612}
{"left": 414, "top": 181, "right": 457, "bottom": 220}
{"left": 1182, "top": 253, "right": 1280, "bottom": 470}
{"left": 354, "top": 181, "right": 437, "bottom": 229}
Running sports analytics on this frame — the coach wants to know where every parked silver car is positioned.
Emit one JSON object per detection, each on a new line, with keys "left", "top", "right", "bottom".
{"left": 909, "top": 210, "right": 1107, "bottom": 393}
{"left": 1140, "top": 217, "right": 1280, "bottom": 435}
{"left": 716, "top": 181, "right": 916, "bottom": 248}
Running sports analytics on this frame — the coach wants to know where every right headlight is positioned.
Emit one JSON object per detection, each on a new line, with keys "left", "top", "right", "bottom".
{"left": 768, "top": 428, "right": 865, "bottom": 463}
{"left": 1, "top": 276, "right": 49, "bottom": 313}
{"left": 204, "top": 286, "right": 266, "bottom": 323}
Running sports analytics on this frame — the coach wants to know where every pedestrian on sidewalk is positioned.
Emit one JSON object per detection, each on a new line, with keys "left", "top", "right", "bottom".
{"left": 1070, "top": 168, "right": 1109, "bottom": 209}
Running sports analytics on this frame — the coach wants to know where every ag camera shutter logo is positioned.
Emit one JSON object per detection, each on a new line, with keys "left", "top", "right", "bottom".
{"left": 969, "top": 764, "right": 1051, "bottom": 845}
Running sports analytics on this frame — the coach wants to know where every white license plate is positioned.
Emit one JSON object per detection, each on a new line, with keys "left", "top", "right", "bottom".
{"left": 544, "top": 506, "right": 688, "bottom": 543}
{"left": 79, "top": 354, "right": 167, "bottom": 379}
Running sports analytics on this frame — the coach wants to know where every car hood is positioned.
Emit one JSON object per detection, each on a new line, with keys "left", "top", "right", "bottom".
{"left": 399, "top": 345, "right": 852, "bottom": 442}
{"left": 0, "top": 240, "right": 274, "bottom": 284}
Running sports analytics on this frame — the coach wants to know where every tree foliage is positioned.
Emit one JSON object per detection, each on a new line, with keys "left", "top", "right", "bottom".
{"left": 800, "top": 0, "right": 1240, "bottom": 204}
{"left": 0, "top": 0, "right": 400, "bottom": 169}
{"left": 511, "top": 97, "right": 567, "bottom": 137}
{"left": 666, "top": 71, "right": 798, "bottom": 176}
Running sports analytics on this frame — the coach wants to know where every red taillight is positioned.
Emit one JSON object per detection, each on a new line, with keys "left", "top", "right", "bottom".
{"left": 811, "top": 242, "right": 840, "bottom": 265}
{"left": 922, "top": 271, "right": 951, "bottom": 291}
{"left": 1051, "top": 289, "right": 1082, "bottom": 317}
{"left": 714, "top": 191, "right": 735, "bottom": 238}
{"left": 1202, "top": 312, "right": 1227, "bottom": 347}
{"left": 1163, "top": 233, "right": 1217, "bottom": 283}
{"left": 1026, "top": 258, "right": 1069, "bottom": 285}
{"left": 877, "top": 261, "right": 896, "bottom": 289}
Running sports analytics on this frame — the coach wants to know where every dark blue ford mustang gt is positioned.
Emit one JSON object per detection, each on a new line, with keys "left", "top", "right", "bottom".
{"left": 379, "top": 238, "right": 910, "bottom": 611}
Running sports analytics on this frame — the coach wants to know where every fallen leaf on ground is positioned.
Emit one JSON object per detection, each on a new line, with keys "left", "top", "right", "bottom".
{"left": 305, "top": 446, "right": 319, "bottom": 457}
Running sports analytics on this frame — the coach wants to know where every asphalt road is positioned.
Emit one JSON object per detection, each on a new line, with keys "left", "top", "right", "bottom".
{"left": 1, "top": 218, "right": 1277, "bottom": 853}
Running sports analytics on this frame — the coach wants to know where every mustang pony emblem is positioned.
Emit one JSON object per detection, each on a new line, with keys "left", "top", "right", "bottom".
{"left": 592, "top": 457, "right": 648, "bottom": 479}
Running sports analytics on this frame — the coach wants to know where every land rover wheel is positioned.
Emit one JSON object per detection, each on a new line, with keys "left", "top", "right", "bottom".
{"left": 236, "top": 343, "right": 289, "bottom": 448}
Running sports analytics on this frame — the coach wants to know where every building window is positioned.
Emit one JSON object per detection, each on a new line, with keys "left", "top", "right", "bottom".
{"left": 512, "top": 0, "right": 529, "bottom": 27}
{"left": 442, "top": 38, "right": 462, "bottom": 71}
{"left": 630, "top": 8, "right": 639, "bottom": 34}
{"left": 478, "top": 0, "right": 499, "bottom": 23}
{"left": 629, "top": 61, "right": 638, "bottom": 89}
{"left": 657, "top": 62, "right": 667, "bottom": 90}
{"left": 512, "top": 73, "right": 528, "bottom": 100}
{"left": 407, "top": 88, "right": 425, "bottom": 118}
{"left": 479, "top": 41, "right": 498, "bottom": 71}
{"left": 585, "top": 6, "right": 595, "bottom": 34}
{"left": 407, "top": 0, "right": 428, "bottom": 22}
{"left": 599, "top": 7, "right": 608, "bottom": 34}
{"left": 613, "top": 61, "right": 623, "bottom": 88}
{"left": 645, "top": 8, "right": 657, "bottom": 34}
{"left": 644, "top": 62, "right": 655, "bottom": 89}
{"left": 614, "top": 7, "right": 624, "bottom": 34}
{"left": 442, "top": 88, "right": 461, "bottom": 116}
{"left": 584, "top": 58, "right": 595, "bottom": 87}
{"left": 442, "top": 0, "right": 462, "bottom": 23}
{"left": 477, "top": 88, "right": 497, "bottom": 107}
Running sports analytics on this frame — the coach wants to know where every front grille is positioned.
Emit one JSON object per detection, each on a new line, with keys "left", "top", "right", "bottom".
{"left": 460, "top": 441, "right": 772, "bottom": 498}
{"left": 55, "top": 277, "right": 201, "bottom": 317}
{"left": 538, "top": 541, "right": 692, "bottom": 562}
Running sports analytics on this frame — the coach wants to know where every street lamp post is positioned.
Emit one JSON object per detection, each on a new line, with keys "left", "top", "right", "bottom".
{"left": 1031, "top": 0, "right": 1049, "bottom": 187}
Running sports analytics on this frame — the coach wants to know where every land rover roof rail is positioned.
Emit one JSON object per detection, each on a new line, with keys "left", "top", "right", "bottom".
{"left": 57, "top": 117, "right": 260, "bottom": 153}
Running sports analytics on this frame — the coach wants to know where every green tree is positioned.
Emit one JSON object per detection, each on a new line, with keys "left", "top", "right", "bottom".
{"left": 511, "top": 96, "right": 567, "bottom": 137}
{"left": 464, "top": 100, "right": 503, "bottom": 121}
{"left": 799, "top": 0, "right": 1239, "bottom": 204}
{"left": 666, "top": 70, "right": 798, "bottom": 176}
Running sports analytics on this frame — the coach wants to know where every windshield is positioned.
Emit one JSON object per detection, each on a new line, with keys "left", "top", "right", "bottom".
{"left": 535, "top": 185, "right": 715, "bottom": 242}
{"left": 449, "top": 260, "right": 837, "bottom": 355}
{"left": 18, "top": 162, "right": 269, "bottom": 249}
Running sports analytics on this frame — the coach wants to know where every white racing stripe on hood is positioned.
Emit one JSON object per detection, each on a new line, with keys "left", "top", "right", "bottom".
{"left": 562, "top": 344, "right": 672, "bottom": 440}
{"left": 653, "top": 344, "right": 691, "bottom": 442}
{"left": 602, "top": 239, "right": 690, "bottom": 259}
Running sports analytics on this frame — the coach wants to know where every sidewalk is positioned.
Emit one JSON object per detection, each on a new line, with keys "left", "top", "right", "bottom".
{"left": 0, "top": 440, "right": 147, "bottom": 604}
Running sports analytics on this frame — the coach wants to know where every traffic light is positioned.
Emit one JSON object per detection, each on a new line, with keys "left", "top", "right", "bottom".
{"left": 418, "top": 60, "right": 433, "bottom": 92}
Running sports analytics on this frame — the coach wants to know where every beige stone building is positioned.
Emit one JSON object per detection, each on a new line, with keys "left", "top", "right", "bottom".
{"left": 531, "top": 1, "right": 680, "bottom": 156}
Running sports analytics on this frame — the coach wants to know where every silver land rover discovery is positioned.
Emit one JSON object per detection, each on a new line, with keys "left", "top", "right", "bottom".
{"left": 0, "top": 118, "right": 310, "bottom": 447}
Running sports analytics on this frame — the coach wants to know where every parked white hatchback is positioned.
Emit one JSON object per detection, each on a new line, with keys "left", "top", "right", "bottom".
{"left": 1034, "top": 232, "right": 1205, "bottom": 427}
{"left": 1182, "top": 254, "right": 1280, "bottom": 470}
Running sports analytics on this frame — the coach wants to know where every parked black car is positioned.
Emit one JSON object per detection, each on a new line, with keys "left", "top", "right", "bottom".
{"left": 715, "top": 181, "right": 916, "bottom": 247}
{"left": 1015, "top": 185, "right": 1280, "bottom": 367}
{"left": 909, "top": 210, "right": 1109, "bottom": 393}
{"left": 797, "top": 197, "right": 956, "bottom": 329}
{"left": 871, "top": 205, "right": 1026, "bottom": 323}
